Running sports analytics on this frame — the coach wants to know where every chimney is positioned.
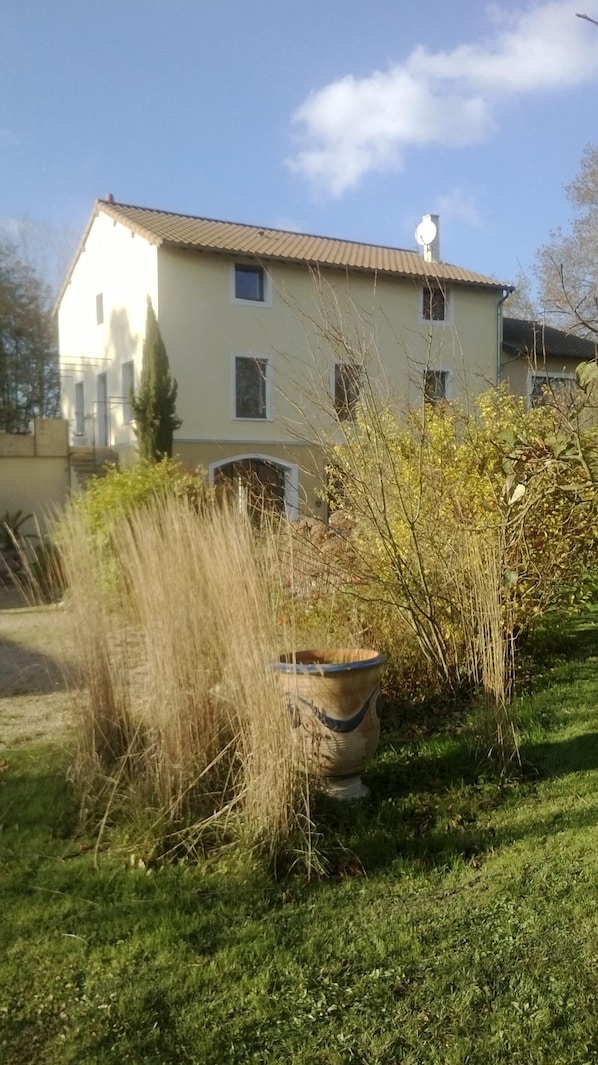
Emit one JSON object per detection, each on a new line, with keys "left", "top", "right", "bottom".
{"left": 415, "top": 213, "right": 440, "bottom": 262}
{"left": 105, "top": 192, "right": 115, "bottom": 203}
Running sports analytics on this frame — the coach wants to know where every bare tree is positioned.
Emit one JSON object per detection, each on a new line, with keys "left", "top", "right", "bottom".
{"left": 536, "top": 145, "right": 598, "bottom": 338}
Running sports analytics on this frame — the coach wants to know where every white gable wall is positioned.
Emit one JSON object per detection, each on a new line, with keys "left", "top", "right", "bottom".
{"left": 59, "top": 212, "right": 158, "bottom": 448}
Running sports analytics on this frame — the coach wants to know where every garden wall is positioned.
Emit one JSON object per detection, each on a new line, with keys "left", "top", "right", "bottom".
{"left": 0, "top": 420, "right": 70, "bottom": 535}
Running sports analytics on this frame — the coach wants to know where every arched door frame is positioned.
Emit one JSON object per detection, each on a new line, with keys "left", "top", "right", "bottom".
{"left": 208, "top": 453, "right": 299, "bottom": 520}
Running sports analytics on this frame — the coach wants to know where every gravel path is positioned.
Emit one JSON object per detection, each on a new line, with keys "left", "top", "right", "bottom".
{"left": 0, "top": 589, "right": 76, "bottom": 748}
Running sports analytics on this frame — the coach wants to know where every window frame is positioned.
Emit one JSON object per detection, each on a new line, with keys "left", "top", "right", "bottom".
{"left": 333, "top": 362, "right": 363, "bottom": 422}
{"left": 233, "top": 354, "right": 272, "bottom": 421}
{"left": 231, "top": 262, "right": 271, "bottom": 306}
{"left": 528, "top": 370, "right": 576, "bottom": 408}
{"left": 423, "top": 368, "right": 450, "bottom": 404}
{"left": 421, "top": 283, "right": 449, "bottom": 324}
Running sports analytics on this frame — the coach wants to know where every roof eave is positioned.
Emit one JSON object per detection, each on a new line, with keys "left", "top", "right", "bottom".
{"left": 160, "top": 239, "right": 508, "bottom": 290}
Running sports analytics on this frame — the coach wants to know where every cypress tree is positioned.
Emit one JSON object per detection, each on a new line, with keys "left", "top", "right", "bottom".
{"left": 132, "top": 298, "right": 182, "bottom": 461}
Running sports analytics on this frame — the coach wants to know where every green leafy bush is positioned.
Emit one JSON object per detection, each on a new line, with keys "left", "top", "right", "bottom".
{"left": 69, "top": 459, "right": 211, "bottom": 541}
{"left": 52, "top": 460, "right": 212, "bottom": 601}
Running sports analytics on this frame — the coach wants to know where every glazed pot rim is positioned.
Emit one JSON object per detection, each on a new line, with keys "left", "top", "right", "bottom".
{"left": 271, "top": 648, "right": 386, "bottom": 675}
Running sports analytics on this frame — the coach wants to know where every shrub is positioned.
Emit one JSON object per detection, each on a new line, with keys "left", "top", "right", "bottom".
{"left": 70, "top": 458, "right": 210, "bottom": 538}
{"left": 320, "top": 381, "right": 598, "bottom": 757}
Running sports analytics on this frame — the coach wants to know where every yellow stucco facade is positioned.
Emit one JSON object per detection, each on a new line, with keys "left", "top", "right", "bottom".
{"left": 58, "top": 206, "right": 507, "bottom": 515}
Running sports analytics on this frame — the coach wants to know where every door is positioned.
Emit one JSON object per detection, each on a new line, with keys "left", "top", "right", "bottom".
{"left": 215, "top": 458, "right": 286, "bottom": 521}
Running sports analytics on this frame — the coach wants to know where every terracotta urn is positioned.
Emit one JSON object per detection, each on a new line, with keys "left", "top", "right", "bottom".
{"left": 272, "top": 648, "right": 385, "bottom": 800}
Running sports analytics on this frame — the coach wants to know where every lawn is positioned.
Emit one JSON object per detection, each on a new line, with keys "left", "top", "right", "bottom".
{"left": 1, "top": 604, "right": 597, "bottom": 1064}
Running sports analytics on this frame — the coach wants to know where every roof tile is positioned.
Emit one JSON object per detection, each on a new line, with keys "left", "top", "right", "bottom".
{"left": 98, "top": 200, "right": 508, "bottom": 289}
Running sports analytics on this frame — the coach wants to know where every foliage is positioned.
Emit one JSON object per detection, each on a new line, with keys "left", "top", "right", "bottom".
{"left": 325, "top": 383, "right": 598, "bottom": 710}
{"left": 0, "top": 509, "right": 33, "bottom": 552}
{"left": 536, "top": 143, "right": 598, "bottom": 336}
{"left": 0, "top": 237, "right": 59, "bottom": 431}
{"left": 131, "top": 298, "right": 182, "bottom": 461}
{"left": 68, "top": 458, "right": 210, "bottom": 541}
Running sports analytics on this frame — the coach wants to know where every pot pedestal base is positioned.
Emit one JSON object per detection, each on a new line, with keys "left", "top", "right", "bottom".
{"left": 321, "top": 775, "right": 371, "bottom": 801}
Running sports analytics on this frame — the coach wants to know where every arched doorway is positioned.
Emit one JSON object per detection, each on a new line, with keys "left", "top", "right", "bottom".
{"left": 209, "top": 455, "right": 299, "bottom": 521}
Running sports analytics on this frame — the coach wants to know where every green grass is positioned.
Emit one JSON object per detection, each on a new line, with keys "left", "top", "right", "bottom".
{"left": 1, "top": 612, "right": 598, "bottom": 1064}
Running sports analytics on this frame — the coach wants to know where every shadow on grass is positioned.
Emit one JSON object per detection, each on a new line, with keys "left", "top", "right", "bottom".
{"left": 0, "top": 748, "right": 76, "bottom": 837}
{"left": 529, "top": 612, "right": 598, "bottom": 661}
{"left": 305, "top": 611, "right": 598, "bottom": 877}
{"left": 3, "top": 611, "right": 597, "bottom": 889}
{"left": 0, "top": 635, "right": 73, "bottom": 697}
{"left": 516, "top": 611, "right": 598, "bottom": 695}
{"left": 520, "top": 728, "right": 598, "bottom": 778}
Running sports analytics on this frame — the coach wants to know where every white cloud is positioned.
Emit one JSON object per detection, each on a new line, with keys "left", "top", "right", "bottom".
{"left": 435, "top": 187, "right": 484, "bottom": 229}
{"left": 288, "top": 1, "right": 598, "bottom": 197}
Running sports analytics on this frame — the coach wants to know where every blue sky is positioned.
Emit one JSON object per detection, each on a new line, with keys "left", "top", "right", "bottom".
{"left": 2, "top": 0, "right": 598, "bottom": 291}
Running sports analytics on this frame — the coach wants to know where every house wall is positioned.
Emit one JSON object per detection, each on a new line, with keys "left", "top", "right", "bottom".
{"left": 58, "top": 215, "right": 503, "bottom": 513}
{"left": 501, "top": 352, "right": 582, "bottom": 397}
{"left": 58, "top": 212, "right": 158, "bottom": 449}
{"left": 0, "top": 420, "right": 70, "bottom": 535}
{"left": 155, "top": 249, "right": 500, "bottom": 509}
{"left": 157, "top": 248, "right": 501, "bottom": 444}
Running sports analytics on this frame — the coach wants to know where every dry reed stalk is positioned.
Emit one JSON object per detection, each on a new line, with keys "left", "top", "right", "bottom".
{"left": 455, "top": 523, "right": 519, "bottom": 769}
{"left": 60, "top": 494, "right": 311, "bottom": 860}
{"left": 58, "top": 509, "right": 137, "bottom": 780}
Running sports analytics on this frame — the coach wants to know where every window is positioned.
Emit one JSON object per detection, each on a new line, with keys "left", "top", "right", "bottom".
{"left": 234, "top": 264, "right": 265, "bottom": 303}
{"left": 97, "top": 372, "right": 108, "bottom": 447}
{"left": 96, "top": 292, "right": 104, "bottom": 325}
{"left": 75, "top": 381, "right": 85, "bottom": 436}
{"left": 235, "top": 356, "right": 269, "bottom": 419}
{"left": 422, "top": 285, "right": 446, "bottom": 322}
{"left": 121, "top": 361, "right": 135, "bottom": 424}
{"left": 529, "top": 373, "right": 575, "bottom": 408}
{"left": 423, "top": 369, "right": 449, "bottom": 404}
{"left": 334, "top": 363, "right": 362, "bottom": 421}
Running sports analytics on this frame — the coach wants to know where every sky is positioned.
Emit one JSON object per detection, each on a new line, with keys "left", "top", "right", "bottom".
{"left": 2, "top": 0, "right": 598, "bottom": 294}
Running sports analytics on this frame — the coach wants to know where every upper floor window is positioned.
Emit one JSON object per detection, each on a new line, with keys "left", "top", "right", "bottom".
{"left": 423, "top": 369, "right": 449, "bottom": 404}
{"left": 235, "top": 355, "right": 269, "bottom": 419}
{"left": 234, "top": 264, "right": 266, "bottom": 303}
{"left": 121, "top": 360, "right": 135, "bottom": 424}
{"left": 422, "top": 285, "right": 447, "bottom": 322}
{"left": 96, "top": 293, "right": 104, "bottom": 325}
{"left": 334, "top": 363, "right": 362, "bottom": 421}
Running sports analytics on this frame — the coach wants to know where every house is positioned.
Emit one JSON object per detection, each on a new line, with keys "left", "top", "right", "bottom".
{"left": 501, "top": 317, "right": 597, "bottom": 404}
{"left": 57, "top": 199, "right": 512, "bottom": 516}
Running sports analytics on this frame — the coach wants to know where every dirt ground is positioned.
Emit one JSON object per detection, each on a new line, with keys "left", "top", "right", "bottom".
{"left": 0, "top": 586, "right": 77, "bottom": 748}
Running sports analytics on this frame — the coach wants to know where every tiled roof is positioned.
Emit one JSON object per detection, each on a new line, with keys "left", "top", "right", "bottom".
{"left": 503, "top": 317, "right": 597, "bottom": 360}
{"left": 95, "top": 199, "right": 508, "bottom": 289}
